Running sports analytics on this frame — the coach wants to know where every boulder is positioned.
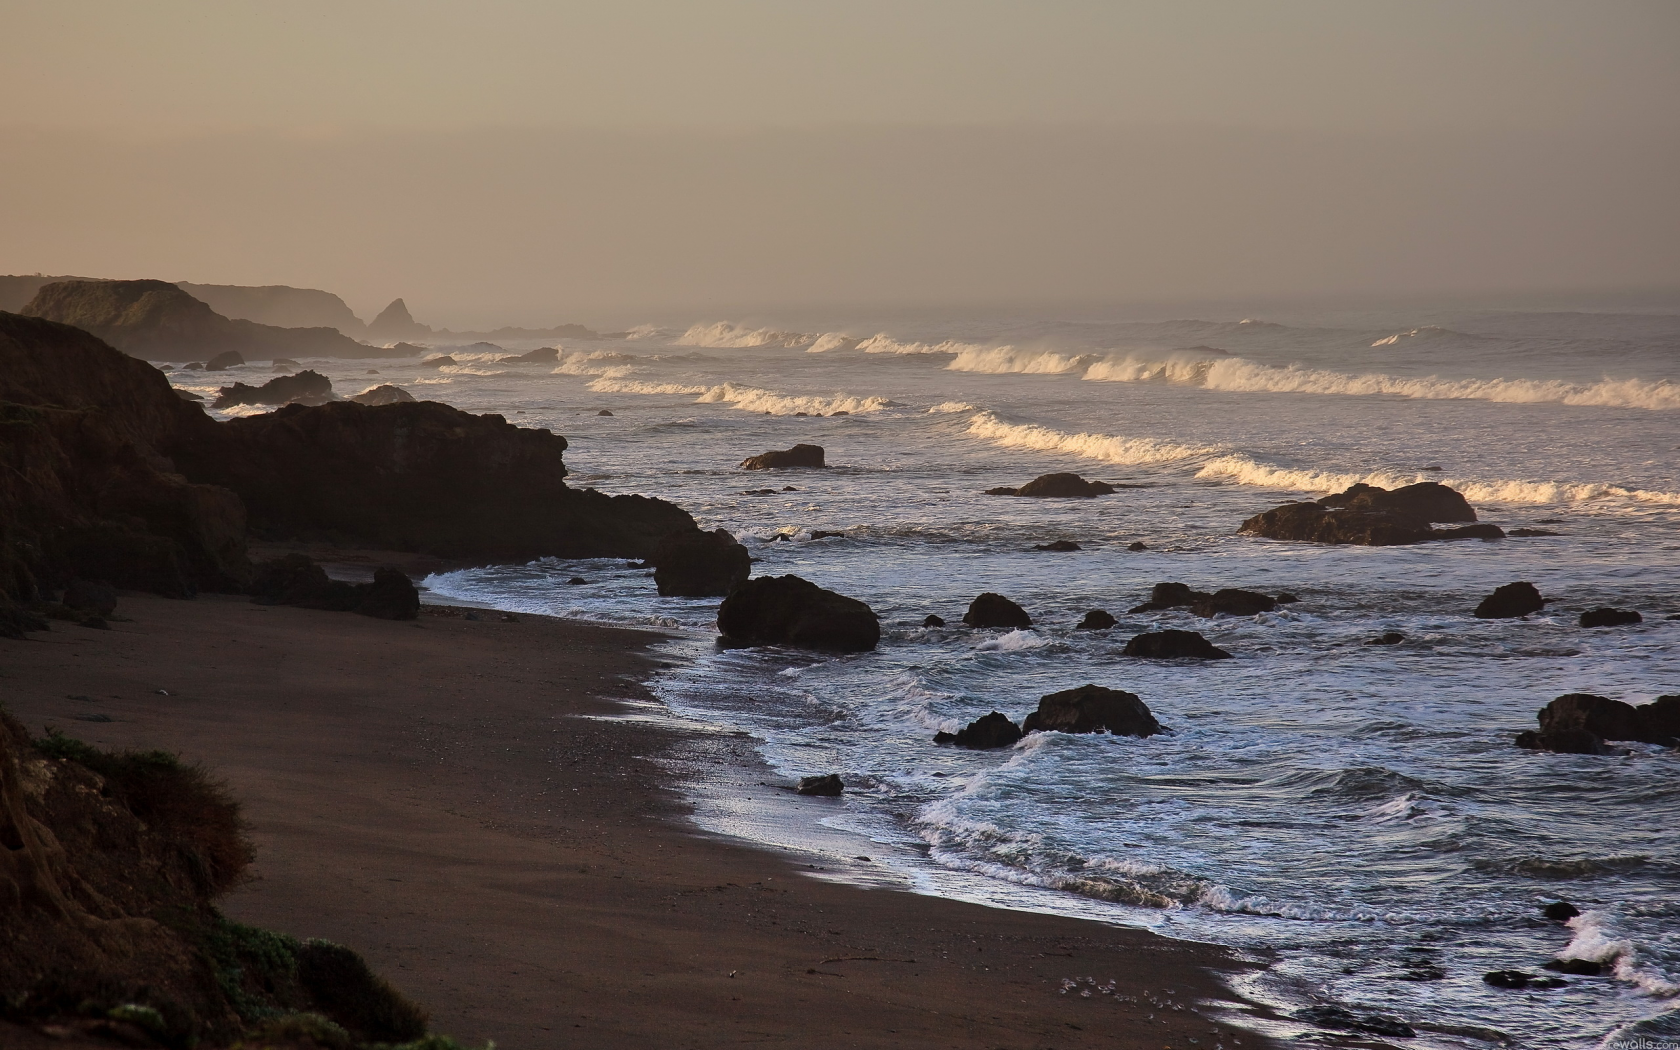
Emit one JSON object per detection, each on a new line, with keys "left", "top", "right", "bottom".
{"left": 1514, "top": 728, "right": 1615, "bottom": 755}
{"left": 934, "top": 712, "right": 1024, "bottom": 750}
{"left": 1542, "top": 901, "right": 1581, "bottom": 922}
{"left": 1122, "top": 630, "right": 1232, "bottom": 660}
{"left": 740, "top": 443, "right": 826, "bottom": 469}
{"left": 716, "top": 574, "right": 880, "bottom": 652}
{"left": 348, "top": 384, "right": 416, "bottom": 406}
{"left": 1076, "top": 609, "right": 1116, "bottom": 630}
{"left": 500, "top": 346, "right": 559, "bottom": 363}
{"left": 963, "top": 592, "right": 1031, "bottom": 629}
{"left": 205, "top": 350, "right": 245, "bottom": 371}
{"left": 597, "top": 409, "right": 613, "bottom": 416}
{"left": 921, "top": 614, "right": 945, "bottom": 628}
{"left": 1580, "top": 607, "right": 1641, "bottom": 628}
{"left": 1545, "top": 959, "right": 1603, "bottom": 976}
{"left": 61, "top": 579, "right": 117, "bottom": 617}
{"left": 420, "top": 355, "right": 457, "bottom": 368}
{"left": 651, "top": 527, "right": 751, "bottom": 597}
{"left": 1032, "top": 539, "right": 1081, "bottom": 551}
{"left": 1021, "top": 685, "right": 1163, "bottom": 737}
{"left": 355, "top": 566, "right": 420, "bottom": 620}
{"left": 1526, "top": 692, "right": 1680, "bottom": 747}
{"left": 1188, "top": 588, "right": 1275, "bottom": 617}
{"left": 1126, "top": 541, "right": 1147, "bottom": 551}
{"left": 796, "top": 774, "right": 844, "bottom": 796}
{"left": 1474, "top": 581, "right": 1546, "bottom": 619}
{"left": 212, "top": 370, "right": 333, "bottom": 409}
{"left": 1130, "top": 582, "right": 1200, "bottom": 612}
{"left": 986, "top": 472, "right": 1116, "bottom": 498}
{"left": 1241, "top": 482, "right": 1501, "bottom": 545}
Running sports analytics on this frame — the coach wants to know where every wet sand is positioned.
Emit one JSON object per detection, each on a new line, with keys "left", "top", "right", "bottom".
{"left": 1, "top": 592, "right": 1271, "bottom": 1049}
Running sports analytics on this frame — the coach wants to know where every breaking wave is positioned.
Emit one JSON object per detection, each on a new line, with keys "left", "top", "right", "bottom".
{"left": 947, "top": 345, "right": 1102, "bottom": 375}
{"left": 588, "top": 374, "right": 892, "bottom": 415}
{"left": 1370, "top": 325, "right": 1490, "bottom": 347}
{"left": 961, "top": 411, "right": 1680, "bottom": 506}
{"left": 676, "top": 321, "right": 814, "bottom": 348}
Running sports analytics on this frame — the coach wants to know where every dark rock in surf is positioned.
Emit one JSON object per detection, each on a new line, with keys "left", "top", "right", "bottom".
{"left": 348, "top": 384, "right": 415, "bottom": 406}
{"left": 651, "top": 527, "right": 751, "bottom": 597}
{"left": 1076, "top": 609, "right": 1117, "bottom": 630}
{"left": 1545, "top": 958, "right": 1602, "bottom": 976}
{"left": 1131, "top": 582, "right": 1200, "bottom": 612}
{"left": 271, "top": 358, "right": 301, "bottom": 372}
{"left": 921, "top": 614, "right": 945, "bottom": 628}
{"left": 963, "top": 592, "right": 1031, "bottom": 629}
{"left": 597, "top": 409, "right": 613, "bottom": 416}
{"left": 796, "top": 774, "right": 844, "bottom": 796}
{"left": 1510, "top": 528, "right": 1562, "bottom": 537}
{"left": 1474, "top": 582, "right": 1546, "bottom": 619}
{"left": 1032, "top": 539, "right": 1081, "bottom": 551}
{"left": 741, "top": 443, "right": 825, "bottom": 470}
{"left": 205, "top": 350, "right": 245, "bottom": 371}
{"left": 1366, "top": 632, "right": 1405, "bottom": 646}
{"left": 1580, "top": 607, "right": 1641, "bottom": 628}
{"left": 500, "top": 346, "right": 559, "bottom": 363}
{"left": 420, "top": 355, "right": 456, "bottom": 368}
{"left": 1242, "top": 482, "right": 1500, "bottom": 546}
{"left": 1515, "top": 692, "right": 1680, "bottom": 752}
{"left": 717, "top": 574, "right": 880, "bottom": 652}
{"left": 1276, "top": 592, "right": 1300, "bottom": 603}
{"left": 1319, "top": 481, "right": 1476, "bottom": 522}
{"left": 1542, "top": 901, "right": 1581, "bottom": 922}
{"left": 1188, "top": 588, "right": 1275, "bottom": 617}
{"left": 1122, "top": 630, "right": 1232, "bottom": 660}
{"left": 1021, "top": 685, "right": 1163, "bottom": 737}
{"left": 1483, "top": 970, "right": 1566, "bottom": 990}
{"left": 1127, "top": 541, "right": 1147, "bottom": 551}
{"left": 1295, "top": 1005, "right": 1417, "bottom": 1038}
{"left": 934, "top": 712, "right": 1024, "bottom": 750}
{"left": 62, "top": 579, "right": 118, "bottom": 617}
{"left": 986, "top": 472, "right": 1116, "bottom": 498}
{"left": 1515, "top": 728, "right": 1615, "bottom": 755}
{"left": 212, "top": 370, "right": 333, "bottom": 409}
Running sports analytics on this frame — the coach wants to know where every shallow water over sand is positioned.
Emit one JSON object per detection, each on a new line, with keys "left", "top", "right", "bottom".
{"left": 181, "top": 305, "right": 1680, "bottom": 1048}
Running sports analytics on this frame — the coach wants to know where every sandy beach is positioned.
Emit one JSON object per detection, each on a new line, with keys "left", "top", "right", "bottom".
{"left": 0, "top": 591, "right": 1270, "bottom": 1049}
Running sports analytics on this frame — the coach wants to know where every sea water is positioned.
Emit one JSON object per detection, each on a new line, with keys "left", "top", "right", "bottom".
{"left": 179, "top": 306, "right": 1680, "bottom": 1048}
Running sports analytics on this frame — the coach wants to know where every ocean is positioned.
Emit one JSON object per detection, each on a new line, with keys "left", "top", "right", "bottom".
{"left": 179, "top": 304, "right": 1680, "bottom": 1048}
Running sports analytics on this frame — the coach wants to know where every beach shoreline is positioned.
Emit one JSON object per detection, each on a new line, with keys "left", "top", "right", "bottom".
{"left": 0, "top": 590, "right": 1275, "bottom": 1049}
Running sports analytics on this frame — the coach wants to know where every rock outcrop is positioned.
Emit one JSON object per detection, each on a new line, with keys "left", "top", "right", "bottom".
{"left": 934, "top": 712, "right": 1024, "bottom": 749}
{"left": 1021, "top": 685, "right": 1164, "bottom": 737}
{"left": 20, "top": 279, "right": 402, "bottom": 360}
{"left": 716, "top": 574, "right": 880, "bottom": 652}
{"left": 1122, "top": 630, "right": 1232, "bottom": 660}
{"left": 1129, "top": 581, "right": 1280, "bottom": 617}
{"left": 1473, "top": 582, "right": 1546, "bottom": 619}
{"left": 1515, "top": 692, "right": 1680, "bottom": 752}
{"left": 986, "top": 473, "right": 1116, "bottom": 498}
{"left": 204, "top": 350, "right": 244, "bottom": 371}
{"left": 1241, "top": 482, "right": 1504, "bottom": 545}
{"left": 796, "top": 774, "right": 845, "bottom": 796}
{"left": 1032, "top": 539, "right": 1081, "bottom": 551}
{"left": 963, "top": 592, "right": 1032, "bottom": 629}
{"left": 1076, "top": 609, "right": 1116, "bottom": 630}
{"left": 741, "top": 444, "right": 826, "bottom": 469}
{"left": 348, "top": 383, "right": 416, "bottom": 406}
{"left": 651, "top": 527, "right": 751, "bottom": 597}
{"left": 500, "top": 346, "right": 559, "bottom": 363}
{"left": 366, "top": 298, "right": 433, "bottom": 340}
{"left": 212, "top": 370, "right": 334, "bottom": 409}
{"left": 1580, "top": 607, "right": 1641, "bottom": 628}
{"left": 177, "top": 282, "right": 367, "bottom": 334}
{"left": 248, "top": 554, "right": 420, "bottom": 620}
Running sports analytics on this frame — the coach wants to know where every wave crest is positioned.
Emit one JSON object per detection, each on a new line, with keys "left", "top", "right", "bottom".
{"left": 588, "top": 374, "right": 892, "bottom": 415}
{"left": 676, "top": 321, "right": 814, "bottom": 348}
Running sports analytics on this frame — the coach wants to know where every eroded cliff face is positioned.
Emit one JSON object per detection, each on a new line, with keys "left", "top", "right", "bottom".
{"left": 0, "top": 312, "right": 695, "bottom": 602}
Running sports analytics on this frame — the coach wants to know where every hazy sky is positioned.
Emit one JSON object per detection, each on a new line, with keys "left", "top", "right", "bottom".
{"left": 2, "top": 1, "right": 1676, "bottom": 325}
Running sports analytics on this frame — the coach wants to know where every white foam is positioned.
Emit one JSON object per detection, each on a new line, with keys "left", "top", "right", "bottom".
{"left": 928, "top": 400, "right": 979, "bottom": 414}
{"left": 588, "top": 374, "right": 892, "bottom": 415}
{"left": 947, "top": 345, "right": 1100, "bottom": 375}
{"left": 964, "top": 411, "right": 1212, "bottom": 466}
{"left": 856, "top": 333, "right": 986, "bottom": 356}
{"left": 550, "top": 350, "right": 635, "bottom": 376}
{"left": 676, "top": 321, "right": 814, "bottom": 348}
{"left": 807, "top": 332, "right": 860, "bottom": 353}
{"left": 621, "top": 324, "right": 668, "bottom": 340}
{"left": 1561, "top": 912, "right": 1680, "bottom": 998}
{"left": 974, "top": 628, "right": 1050, "bottom": 652}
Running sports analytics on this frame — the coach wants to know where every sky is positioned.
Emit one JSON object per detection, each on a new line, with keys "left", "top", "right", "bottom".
{"left": 2, "top": 1, "right": 1677, "bottom": 326}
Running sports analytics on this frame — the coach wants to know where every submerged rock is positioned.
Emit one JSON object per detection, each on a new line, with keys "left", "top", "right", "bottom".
{"left": 1122, "top": 629, "right": 1232, "bottom": 660}
{"left": 1366, "top": 632, "right": 1405, "bottom": 646}
{"left": 651, "top": 527, "right": 751, "bottom": 597}
{"left": 1580, "top": 607, "right": 1641, "bottom": 628}
{"left": 985, "top": 472, "right": 1116, "bottom": 498}
{"left": 1032, "top": 539, "right": 1081, "bottom": 551}
{"left": 797, "top": 774, "right": 844, "bottom": 796}
{"left": 717, "top": 574, "right": 879, "bottom": 652}
{"left": 1474, "top": 581, "right": 1546, "bottom": 619}
{"left": 1510, "top": 528, "right": 1562, "bottom": 537}
{"left": 741, "top": 443, "right": 825, "bottom": 469}
{"left": 1076, "top": 609, "right": 1116, "bottom": 630}
{"left": 934, "top": 712, "right": 1024, "bottom": 750}
{"left": 963, "top": 592, "right": 1031, "bottom": 629}
{"left": 1022, "top": 684, "right": 1163, "bottom": 737}
{"left": 1295, "top": 1005, "right": 1417, "bottom": 1038}
{"left": 1483, "top": 970, "right": 1566, "bottom": 990}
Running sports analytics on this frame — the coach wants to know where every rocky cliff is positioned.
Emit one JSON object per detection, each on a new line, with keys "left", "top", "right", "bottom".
{"left": 19, "top": 280, "right": 403, "bottom": 361}
{"left": 176, "top": 282, "right": 366, "bottom": 334}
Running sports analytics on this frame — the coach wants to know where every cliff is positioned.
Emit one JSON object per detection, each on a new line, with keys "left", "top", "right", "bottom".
{"left": 0, "top": 274, "right": 100, "bottom": 313}
{"left": 176, "top": 282, "right": 366, "bottom": 335}
{"left": 366, "top": 297, "right": 432, "bottom": 340}
{"left": 19, "top": 280, "right": 405, "bottom": 361}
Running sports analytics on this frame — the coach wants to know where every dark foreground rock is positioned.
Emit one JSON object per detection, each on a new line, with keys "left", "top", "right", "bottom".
{"left": 1474, "top": 581, "right": 1546, "bottom": 619}
{"left": 1129, "top": 581, "right": 1281, "bottom": 617}
{"left": 1241, "top": 482, "right": 1503, "bottom": 545}
{"left": 963, "top": 592, "right": 1032, "bottom": 629}
{"left": 1123, "top": 630, "right": 1232, "bottom": 660}
{"left": 934, "top": 712, "right": 1024, "bottom": 749}
{"left": 248, "top": 554, "right": 419, "bottom": 620}
{"left": 797, "top": 774, "right": 845, "bottom": 796}
{"left": 1022, "top": 685, "right": 1164, "bottom": 737}
{"left": 741, "top": 443, "right": 826, "bottom": 469}
{"left": 1076, "top": 609, "right": 1117, "bottom": 630}
{"left": 985, "top": 472, "right": 1116, "bottom": 498}
{"left": 651, "top": 527, "right": 751, "bottom": 597}
{"left": 348, "top": 383, "right": 416, "bottom": 405}
{"left": 717, "top": 574, "right": 880, "bottom": 652}
{"left": 1515, "top": 693, "right": 1680, "bottom": 752}
{"left": 212, "top": 369, "right": 333, "bottom": 409}
{"left": 1580, "top": 607, "right": 1641, "bottom": 628}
